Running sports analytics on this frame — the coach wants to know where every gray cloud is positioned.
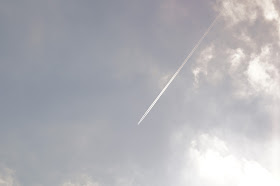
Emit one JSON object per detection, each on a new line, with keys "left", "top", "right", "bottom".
{"left": 0, "top": 0, "right": 279, "bottom": 185}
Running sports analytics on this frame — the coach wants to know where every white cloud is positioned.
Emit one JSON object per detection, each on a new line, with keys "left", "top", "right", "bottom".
{"left": 217, "top": 0, "right": 279, "bottom": 24}
{"left": 246, "top": 46, "right": 280, "bottom": 98}
{"left": 255, "top": 0, "right": 279, "bottom": 21}
{"left": 61, "top": 175, "right": 100, "bottom": 186}
{"left": 192, "top": 67, "right": 201, "bottom": 88}
{"left": 223, "top": 46, "right": 279, "bottom": 100}
{"left": 216, "top": 0, "right": 280, "bottom": 43}
{"left": 228, "top": 48, "right": 245, "bottom": 72}
{"left": 183, "top": 134, "right": 280, "bottom": 186}
{"left": 216, "top": 0, "right": 257, "bottom": 25}
{"left": 192, "top": 25, "right": 280, "bottom": 100}
{"left": 0, "top": 168, "right": 18, "bottom": 186}
{"left": 192, "top": 45, "right": 215, "bottom": 87}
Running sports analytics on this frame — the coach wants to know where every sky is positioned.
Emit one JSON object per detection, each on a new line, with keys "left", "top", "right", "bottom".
{"left": 0, "top": 0, "right": 280, "bottom": 185}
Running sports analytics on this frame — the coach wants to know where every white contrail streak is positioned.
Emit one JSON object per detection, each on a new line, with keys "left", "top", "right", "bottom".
{"left": 138, "top": 15, "right": 220, "bottom": 125}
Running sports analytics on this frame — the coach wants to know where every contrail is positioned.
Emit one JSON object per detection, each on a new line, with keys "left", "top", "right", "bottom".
{"left": 138, "top": 15, "right": 220, "bottom": 125}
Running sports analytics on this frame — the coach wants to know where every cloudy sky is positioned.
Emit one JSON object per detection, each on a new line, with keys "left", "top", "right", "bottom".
{"left": 0, "top": 0, "right": 280, "bottom": 185}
